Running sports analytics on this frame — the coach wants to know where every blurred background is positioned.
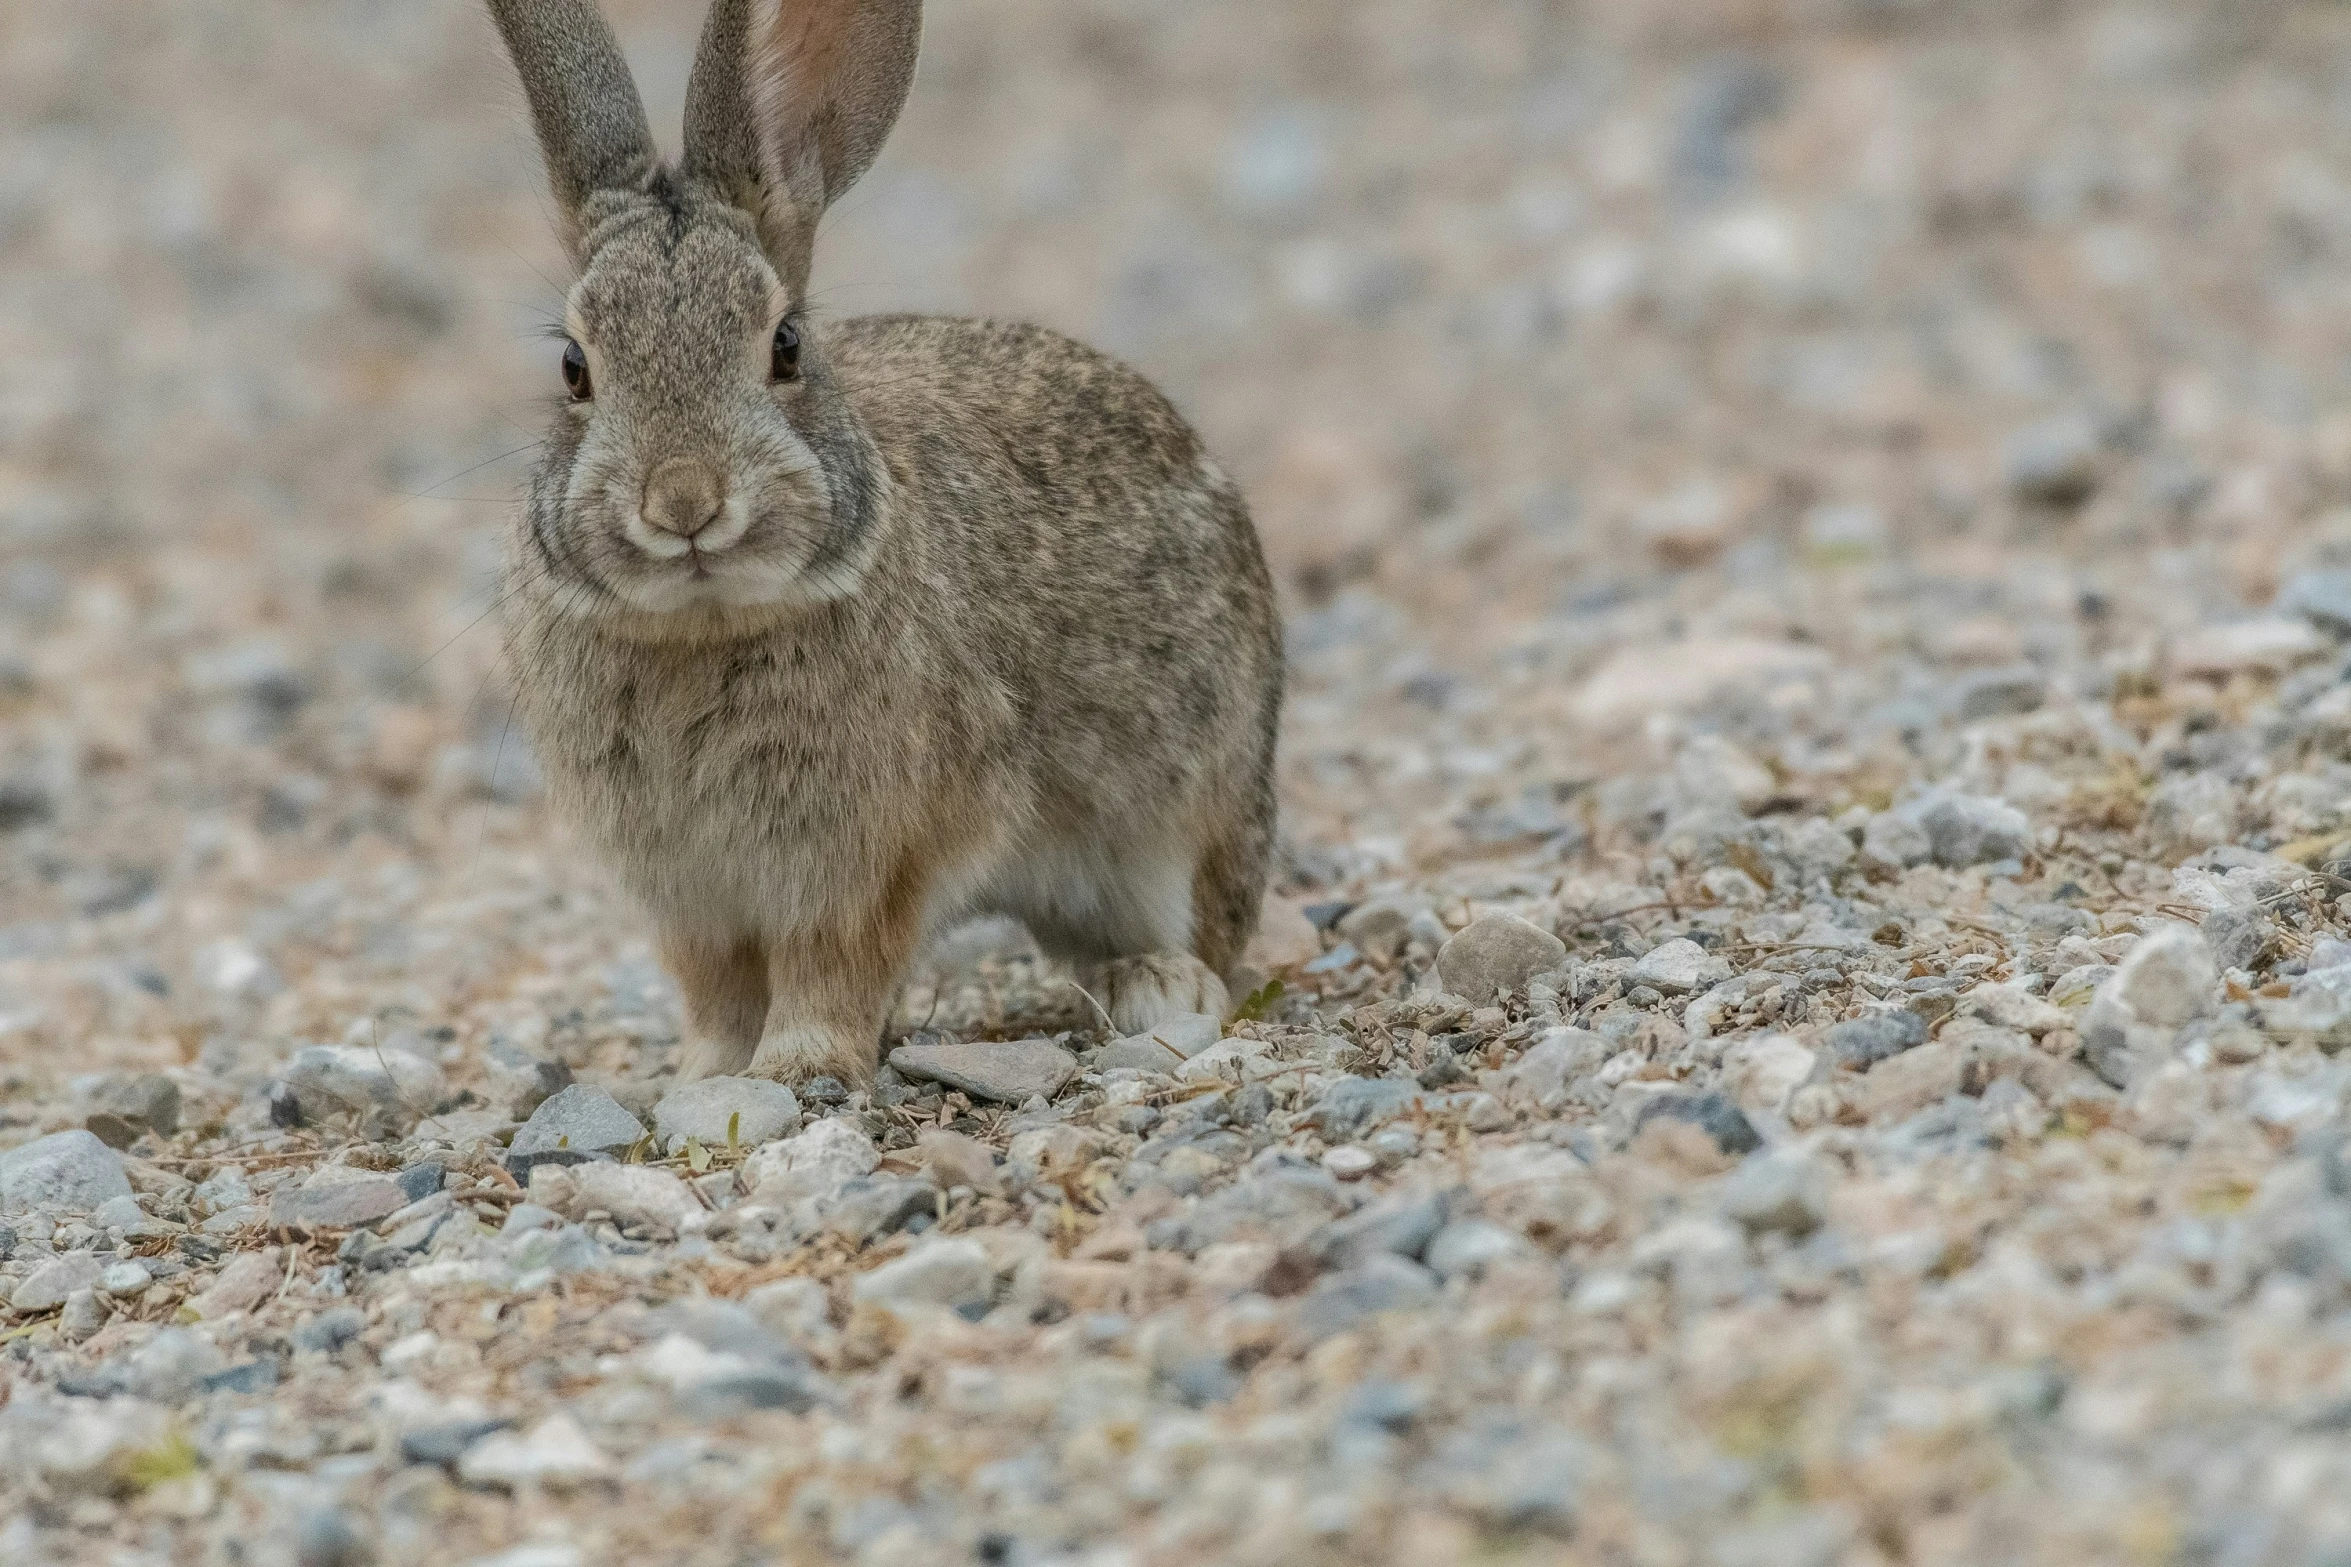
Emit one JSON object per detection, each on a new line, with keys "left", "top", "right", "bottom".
{"left": 6, "top": 0, "right": 2351, "bottom": 1083}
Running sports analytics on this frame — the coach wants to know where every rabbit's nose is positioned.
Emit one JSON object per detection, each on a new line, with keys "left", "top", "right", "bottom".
{"left": 640, "top": 461, "right": 727, "bottom": 544}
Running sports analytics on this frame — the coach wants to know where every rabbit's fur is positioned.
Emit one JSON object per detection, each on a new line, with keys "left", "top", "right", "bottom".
{"left": 489, "top": 0, "right": 1282, "bottom": 1086}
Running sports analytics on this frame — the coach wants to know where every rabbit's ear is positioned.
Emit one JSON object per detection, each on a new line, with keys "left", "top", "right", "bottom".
{"left": 683, "top": 0, "right": 921, "bottom": 295}
{"left": 488, "top": 0, "right": 659, "bottom": 260}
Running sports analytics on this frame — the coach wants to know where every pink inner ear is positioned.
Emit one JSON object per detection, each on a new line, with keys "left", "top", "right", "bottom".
{"left": 747, "top": 0, "right": 920, "bottom": 215}
{"left": 750, "top": 3, "right": 853, "bottom": 209}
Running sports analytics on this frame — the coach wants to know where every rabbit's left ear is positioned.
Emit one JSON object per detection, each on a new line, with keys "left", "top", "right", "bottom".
{"left": 683, "top": 0, "right": 922, "bottom": 297}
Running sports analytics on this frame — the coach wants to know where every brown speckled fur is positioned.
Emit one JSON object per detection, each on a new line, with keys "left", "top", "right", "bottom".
{"left": 487, "top": 0, "right": 1281, "bottom": 1084}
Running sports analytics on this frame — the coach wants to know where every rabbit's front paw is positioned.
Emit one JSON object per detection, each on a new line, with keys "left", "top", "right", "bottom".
{"left": 747, "top": 1023, "right": 878, "bottom": 1088}
{"left": 1100, "top": 955, "right": 1230, "bottom": 1035}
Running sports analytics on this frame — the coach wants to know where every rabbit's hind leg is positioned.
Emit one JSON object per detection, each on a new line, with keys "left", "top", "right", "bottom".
{"left": 1005, "top": 840, "right": 1228, "bottom": 1034}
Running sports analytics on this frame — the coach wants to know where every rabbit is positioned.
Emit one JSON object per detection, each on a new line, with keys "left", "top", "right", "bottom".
{"left": 486, "top": 0, "right": 1283, "bottom": 1087}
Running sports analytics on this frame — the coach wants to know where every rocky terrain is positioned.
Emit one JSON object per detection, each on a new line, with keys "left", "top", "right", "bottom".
{"left": 14, "top": 0, "right": 2351, "bottom": 1562}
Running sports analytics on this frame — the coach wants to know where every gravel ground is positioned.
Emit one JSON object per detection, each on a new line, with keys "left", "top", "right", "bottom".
{"left": 15, "top": 1, "right": 2351, "bottom": 1562}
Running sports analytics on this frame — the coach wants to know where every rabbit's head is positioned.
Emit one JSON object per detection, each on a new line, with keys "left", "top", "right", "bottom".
{"left": 491, "top": 0, "right": 918, "bottom": 622}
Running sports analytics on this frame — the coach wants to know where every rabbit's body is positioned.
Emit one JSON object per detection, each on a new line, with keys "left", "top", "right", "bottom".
{"left": 485, "top": 1, "right": 1280, "bottom": 1086}
{"left": 510, "top": 316, "right": 1279, "bottom": 1079}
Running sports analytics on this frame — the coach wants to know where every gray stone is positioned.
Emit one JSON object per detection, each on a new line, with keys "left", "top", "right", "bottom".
{"left": 1098, "top": 1013, "right": 1221, "bottom": 1072}
{"left": 293, "top": 1508, "right": 369, "bottom": 1567}
{"left": 1435, "top": 914, "right": 1567, "bottom": 1003}
{"left": 1122, "top": 1013, "right": 1221, "bottom": 1057}
{"left": 58, "top": 1289, "right": 109, "bottom": 1342}
{"left": 744, "top": 1277, "right": 835, "bottom": 1350}
{"left": 1430, "top": 1418, "right": 1587, "bottom": 1535}
{"left": 886, "top": 1039, "right": 1077, "bottom": 1105}
{"left": 510, "top": 1083, "right": 647, "bottom": 1159}
{"left": 1960, "top": 983, "right": 2068, "bottom": 1037}
{"left": 483, "top": 1039, "right": 572, "bottom": 1119}
{"left": 293, "top": 1305, "right": 367, "bottom": 1353}
{"left": 401, "top": 1418, "right": 513, "bottom": 1467}
{"left": 98, "top": 1260, "right": 151, "bottom": 1297}
{"left": 2282, "top": 568, "right": 2351, "bottom": 636}
{"left": 1155, "top": 1165, "right": 1352, "bottom": 1253}
{"left": 1424, "top": 1219, "right": 1534, "bottom": 1281}
{"left": 456, "top": 1414, "right": 614, "bottom": 1489}
{"left": 1951, "top": 665, "right": 2046, "bottom": 720}
{"left": 2003, "top": 413, "right": 2101, "bottom": 506}
{"left": 1295, "top": 1254, "right": 1439, "bottom": 1339}
{"left": 1826, "top": 1010, "right": 1928, "bottom": 1068}
{"left": 1628, "top": 938, "right": 1732, "bottom": 996}
{"left": 1911, "top": 791, "right": 2031, "bottom": 867}
{"left": 1500, "top": 1029, "right": 1607, "bottom": 1104}
{"left": 10, "top": 1252, "right": 104, "bottom": 1312}
{"left": 741, "top": 1118, "right": 882, "bottom": 1203}
{"left": 820, "top": 1177, "right": 937, "bottom": 1245}
{"left": 2268, "top": 964, "right": 2351, "bottom": 1053}
{"left": 193, "top": 1250, "right": 284, "bottom": 1317}
{"left": 1302, "top": 1189, "right": 1450, "bottom": 1269}
{"left": 1633, "top": 1091, "right": 1762, "bottom": 1155}
{"left": 1299, "top": 1077, "right": 1427, "bottom": 1139}
{"left": 92, "top": 1194, "right": 146, "bottom": 1231}
{"left": 651, "top": 1076, "right": 801, "bottom": 1154}
{"left": 499, "top": 1202, "right": 561, "bottom": 1237}
{"left": 1095, "top": 1036, "right": 1190, "bottom": 1074}
{"left": 0, "top": 1130, "right": 132, "bottom": 1214}
{"left": 1161, "top": 1355, "right": 1243, "bottom": 1407}
{"left": 278, "top": 1042, "right": 444, "bottom": 1134}
{"left": 851, "top": 1236, "right": 993, "bottom": 1314}
{"left": 1719, "top": 1150, "right": 1827, "bottom": 1236}
{"left": 560, "top": 1163, "right": 700, "bottom": 1236}
{"left": 2108, "top": 925, "right": 2218, "bottom": 1030}
{"left": 1861, "top": 810, "right": 1933, "bottom": 869}
{"left": 271, "top": 1165, "right": 408, "bottom": 1230}
{"left": 2204, "top": 906, "right": 2279, "bottom": 973}
{"left": 1337, "top": 897, "right": 1426, "bottom": 961}
{"left": 84, "top": 1074, "right": 180, "bottom": 1148}
{"left": 118, "top": 1327, "right": 226, "bottom": 1402}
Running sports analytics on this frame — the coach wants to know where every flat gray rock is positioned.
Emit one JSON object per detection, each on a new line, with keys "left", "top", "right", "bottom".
{"left": 0, "top": 1131, "right": 132, "bottom": 1215}
{"left": 1300, "top": 1077, "right": 1427, "bottom": 1139}
{"left": 1436, "top": 913, "right": 1566, "bottom": 1003}
{"left": 271, "top": 1165, "right": 408, "bottom": 1229}
{"left": 11, "top": 1253, "right": 104, "bottom": 1312}
{"left": 1095, "top": 1016, "right": 1219, "bottom": 1074}
{"left": 887, "top": 1039, "right": 1076, "bottom": 1105}
{"left": 651, "top": 1076, "right": 801, "bottom": 1153}
{"left": 510, "top": 1083, "right": 647, "bottom": 1158}
{"left": 1629, "top": 938, "right": 1733, "bottom": 996}
{"left": 279, "top": 1042, "right": 445, "bottom": 1134}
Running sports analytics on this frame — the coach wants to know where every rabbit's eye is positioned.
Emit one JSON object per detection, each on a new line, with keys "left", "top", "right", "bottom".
{"left": 770, "top": 319, "right": 801, "bottom": 383}
{"left": 561, "top": 338, "right": 592, "bottom": 401}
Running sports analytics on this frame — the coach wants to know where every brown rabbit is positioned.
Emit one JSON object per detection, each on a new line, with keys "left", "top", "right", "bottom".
{"left": 487, "top": 0, "right": 1282, "bottom": 1086}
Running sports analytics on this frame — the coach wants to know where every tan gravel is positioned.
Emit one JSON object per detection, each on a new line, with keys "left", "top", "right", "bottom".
{"left": 12, "top": 1, "right": 2351, "bottom": 1563}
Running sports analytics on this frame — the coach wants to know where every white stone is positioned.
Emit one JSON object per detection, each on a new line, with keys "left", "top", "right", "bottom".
{"left": 741, "top": 1118, "right": 880, "bottom": 1205}
{"left": 457, "top": 1414, "right": 614, "bottom": 1489}
{"left": 1435, "top": 914, "right": 1567, "bottom": 1003}
{"left": 650, "top": 1076, "right": 801, "bottom": 1154}
{"left": 851, "top": 1237, "right": 994, "bottom": 1315}
{"left": 2107, "top": 925, "right": 2219, "bottom": 1029}
{"left": 1629, "top": 939, "right": 1732, "bottom": 995}
{"left": 0, "top": 1131, "right": 132, "bottom": 1215}
{"left": 1722, "top": 1034, "right": 1818, "bottom": 1119}
{"left": 562, "top": 1163, "right": 701, "bottom": 1236}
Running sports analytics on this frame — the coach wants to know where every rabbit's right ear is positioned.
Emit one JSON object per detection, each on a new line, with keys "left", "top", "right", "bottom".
{"left": 683, "top": 0, "right": 922, "bottom": 298}
{"left": 488, "top": 0, "right": 659, "bottom": 261}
